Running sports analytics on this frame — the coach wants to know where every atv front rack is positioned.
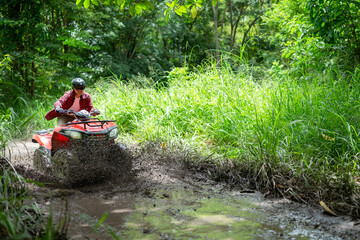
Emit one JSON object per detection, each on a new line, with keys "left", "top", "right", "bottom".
{"left": 65, "top": 120, "right": 116, "bottom": 129}
{"left": 34, "top": 128, "right": 54, "bottom": 135}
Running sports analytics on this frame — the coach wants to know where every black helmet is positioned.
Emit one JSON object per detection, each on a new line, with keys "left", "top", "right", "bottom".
{"left": 71, "top": 78, "right": 86, "bottom": 89}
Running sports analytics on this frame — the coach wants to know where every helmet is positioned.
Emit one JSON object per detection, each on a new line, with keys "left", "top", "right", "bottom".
{"left": 71, "top": 78, "right": 86, "bottom": 89}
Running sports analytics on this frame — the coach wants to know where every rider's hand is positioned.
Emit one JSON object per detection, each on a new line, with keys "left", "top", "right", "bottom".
{"left": 55, "top": 106, "right": 63, "bottom": 113}
{"left": 91, "top": 109, "right": 100, "bottom": 116}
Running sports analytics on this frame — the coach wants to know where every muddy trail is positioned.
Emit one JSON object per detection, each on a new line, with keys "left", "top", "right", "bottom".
{"left": 4, "top": 141, "right": 360, "bottom": 240}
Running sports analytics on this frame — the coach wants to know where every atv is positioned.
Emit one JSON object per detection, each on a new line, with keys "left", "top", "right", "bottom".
{"left": 32, "top": 109, "right": 131, "bottom": 186}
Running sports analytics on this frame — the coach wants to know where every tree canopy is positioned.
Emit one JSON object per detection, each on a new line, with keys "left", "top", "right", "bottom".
{"left": 1, "top": 0, "right": 360, "bottom": 108}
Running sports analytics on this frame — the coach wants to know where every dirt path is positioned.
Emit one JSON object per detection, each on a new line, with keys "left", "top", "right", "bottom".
{"left": 4, "top": 141, "right": 360, "bottom": 239}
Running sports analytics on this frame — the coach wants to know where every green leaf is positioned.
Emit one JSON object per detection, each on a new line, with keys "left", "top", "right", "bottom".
{"left": 0, "top": 213, "right": 16, "bottom": 236}
{"left": 165, "top": 11, "right": 170, "bottom": 22}
{"left": 175, "top": 9, "right": 182, "bottom": 16}
{"left": 118, "top": 0, "right": 130, "bottom": 5}
{"left": 84, "top": 0, "right": 90, "bottom": 9}
{"left": 169, "top": 0, "right": 177, "bottom": 8}
{"left": 19, "top": 112, "right": 37, "bottom": 128}
{"left": 212, "top": 0, "right": 218, "bottom": 7}
{"left": 94, "top": 213, "right": 108, "bottom": 231}
{"left": 91, "top": 0, "right": 99, "bottom": 6}
{"left": 135, "top": 4, "right": 142, "bottom": 14}
{"left": 191, "top": 6, "right": 197, "bottom": 18}
{"left": 129, "top": 5, "right": 136, "bottom": 15}
{"left": 174, "top": 5, "right": 188, "bottom": 16}
{"left": 176, "top": 5, "right": 187, "bottom": 14}
{"left": 76, "top": 0, "right": 82, "bottom": 5}
{"left": 105, "top": 225, "right": 119, "bottom": 240}
{"left": 23, "top": 178, "right": 45, "bottom": 187}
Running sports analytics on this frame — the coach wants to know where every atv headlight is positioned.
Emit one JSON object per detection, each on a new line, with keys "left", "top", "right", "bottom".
{"left": 64, "top": 131, "right": 82, "bottom": 140}
{"left": 109, "top": 128, "right": 119, "bottom": 139}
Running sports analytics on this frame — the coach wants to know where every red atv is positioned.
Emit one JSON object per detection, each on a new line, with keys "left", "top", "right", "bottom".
{"left": 32, "top": 109, "right": 131, "bottom": 186}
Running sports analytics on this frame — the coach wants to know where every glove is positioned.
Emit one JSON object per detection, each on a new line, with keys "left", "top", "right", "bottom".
{"left": 91, "top": 109, "right": 100, "bottom": 116}
{"left": 55, "top": 106, "right": 63, "bottom": 113}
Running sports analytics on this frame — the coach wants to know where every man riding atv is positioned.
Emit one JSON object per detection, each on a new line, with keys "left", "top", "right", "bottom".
{"left": 45, "top": 78, "right": 100, "bottom": 125}
{"left": 33, "top": 77, "right": 131, "bottom": 186}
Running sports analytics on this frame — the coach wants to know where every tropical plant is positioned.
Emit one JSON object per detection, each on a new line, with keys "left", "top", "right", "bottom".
{"left": 307, "top": 0, "right": 360, "bottom": 64}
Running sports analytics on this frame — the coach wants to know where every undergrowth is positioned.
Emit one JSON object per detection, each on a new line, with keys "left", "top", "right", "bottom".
{"left": 0, "top": 157, "right": 67, "bottom": 239}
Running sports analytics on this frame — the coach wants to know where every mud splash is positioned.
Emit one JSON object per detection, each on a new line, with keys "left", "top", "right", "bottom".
{"left": 5, "top": 141, "right": 360, "bottom": 240}
{"left": 51, "top": 141, "right": 132, "bottom": 186}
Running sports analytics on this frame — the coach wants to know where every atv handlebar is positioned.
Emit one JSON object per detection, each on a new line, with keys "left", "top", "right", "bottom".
{"left": 56, "top": 109, "right": 73, "bottom": 115}
{"left": 56, "top": 109, "right": 100, "bottom": 119}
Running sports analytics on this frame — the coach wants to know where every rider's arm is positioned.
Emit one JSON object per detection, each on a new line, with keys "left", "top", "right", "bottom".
{"left": 45, "top": 90, "right": 74, "bottom": 121}
{"left": 54, "top": 90, "right": 73, "bottom": 109}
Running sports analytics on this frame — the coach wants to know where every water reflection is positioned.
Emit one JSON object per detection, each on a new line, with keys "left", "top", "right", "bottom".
{"left": 52, "top": 193, "right": 135, "bottom": 239}
{"left": 51, "top": 187, "right": 342, "bottom": 240}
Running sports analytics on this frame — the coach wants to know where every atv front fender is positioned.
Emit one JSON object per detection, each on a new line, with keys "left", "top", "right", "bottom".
{"left": 32, "top": 133, "right": 52, "bottom": 150}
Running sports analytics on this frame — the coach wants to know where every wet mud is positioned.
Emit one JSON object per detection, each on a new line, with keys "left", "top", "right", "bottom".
{"left": 4, "top": 141, "right": 360, "bottom": 239}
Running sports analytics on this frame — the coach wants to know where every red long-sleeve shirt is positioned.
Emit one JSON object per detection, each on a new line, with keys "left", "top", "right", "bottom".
{"left": 45, "top": 90, "right": 95, "bottom": 120}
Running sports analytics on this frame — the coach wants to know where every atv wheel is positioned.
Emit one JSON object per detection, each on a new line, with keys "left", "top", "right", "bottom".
{"left": 52, "top": 149, "right": 79, "bottom": 185}
{"left": 33, "top": 147, "right": 51, "bottom": 172}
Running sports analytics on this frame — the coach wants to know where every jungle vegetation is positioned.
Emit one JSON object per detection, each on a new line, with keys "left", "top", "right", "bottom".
{"left": 0, "top": 0, "right": 360, "bottom": 236}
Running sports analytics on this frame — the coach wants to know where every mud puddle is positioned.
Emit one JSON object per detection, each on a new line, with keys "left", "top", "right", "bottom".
{"left": 44, "top": 193, "right": 135, "bottom": 239}
{"left": 5, "top": 141, "right": 360, "bottom": 239}
{"left": 42, "top": 184, "right": 357, "bottom": 240}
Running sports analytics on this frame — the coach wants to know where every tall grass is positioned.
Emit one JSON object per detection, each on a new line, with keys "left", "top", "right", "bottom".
{"left": 0, "top": 158, "right": 65, "bottom": 239}
{"left": 0, "top": 108, "right": 13, "bottom": 155}
{"left": 92, "top": 66, "right": 357, "bottom": 166}
{"left": 86, "top": 63, "right": 359, "bottom": 198}
{"left": 0, "top": 105, "right": 39, "bottom": 155}
{"left": 23, "top": 61, "right": 359, "bottom": 212}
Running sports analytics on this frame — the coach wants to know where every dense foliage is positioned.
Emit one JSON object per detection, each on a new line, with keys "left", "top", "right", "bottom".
{"left": 0, "top": 0, "right": 216, "bottom": 107}
{"left": 307, "top": 0, "right": 360, "bottom": 63}
{"left": 1, "top": 0, "right": 359, "bottom": 106}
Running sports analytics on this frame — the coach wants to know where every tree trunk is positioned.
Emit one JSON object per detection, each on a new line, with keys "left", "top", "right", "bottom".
{"left": 212, "top": 0, "right": 220, "bottom": 70}
{"left": 129, "top": 23, "right": 146, "bottom": 60}
{"left": 228, "top": 0, "right": 246, "bottom": 52}
{"left": 219, "top": 4, "right": 226, "bottom": 39}
{"left": 241, "top": 17, "right": 259, "bottom": 47}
